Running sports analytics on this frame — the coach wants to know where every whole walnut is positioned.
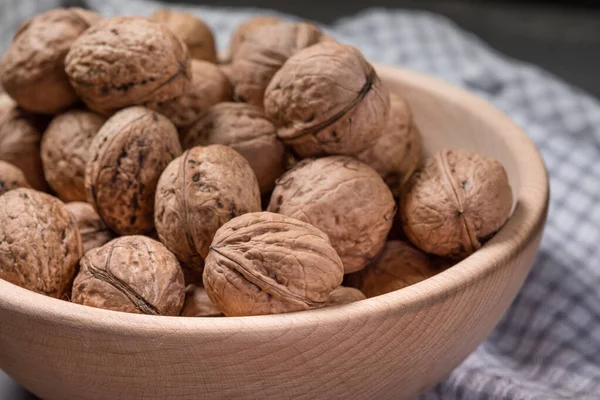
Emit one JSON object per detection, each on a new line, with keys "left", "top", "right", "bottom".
{"left": 268, "top": 156, "right": 396, "bottom": 273}
{"left": 154, "top": 144, "right": 261, "bottom": 272}
{"left": 65, "top": 202, "right": 114, "bottom": 254}
{"left": 0, "top": 8, "right": 101, "bottom": 114}
{"left": 71, "top": 236, "right": 185, "bottom": 315}
{"left": 152, "top": 60, "right": 232, "bottom": 130}
{"left": 149, "top": 9, "right": 217, "bottom": 63}
{"left": 401, "top": 149, "right": 513, "bottom": 258}
{"left": 0, "top": 107, "right": 48, "bottom": 191}
{"left": 230, "top": 16, "right": 281, "bottom": 58}
{"left": 231, "top": 22, "right": 326, "bottom": 107}
{"left": 358, "top": 93, "right": 422, "bottom": 196}
{"left": 181, "top": 284, "right": 223, "bottom": 317}
{"left": 325, "top": 286, "right": 366, "bottom": 307}
{"left": 264, "top": 41, "right": 389, "bottom": 158}
{"left": 0, "top": 161, "right": 31, "bottom": 195}
{"left": 65, "top": 16, "right": 191, "bottom": 116}
{"left": 85, "top": 106, "right": 182, "bottom": 235}
{"left": 0, "top": 189, "right": 83, "bottom": 298}
{"left": 183, "top": 102, "right": 286, "bottom": 193}
{"left": 203, "top": 212, "right": 344, "bottom": 316}
{"left": 41, "top": 110, "right": 106, "bottom": 202}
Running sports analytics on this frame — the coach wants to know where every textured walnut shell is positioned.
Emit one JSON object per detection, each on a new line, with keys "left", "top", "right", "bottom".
{"left": 268, "top": 156, "right": 395, "bottom": 273}
{"left": 0, "top": 8, "right": 101, "bottom": 114}
{"left": 264, "top": 41, "right": 389, "bottom": 158}
{"left": 65, "top": 202, "right": 114, "bottom": 254}
{"left": 203, "top": 212, "right": 344, "bottom": 316}
{"left": 85, "top": 107, "right": 182, "bottom": 235}
{"left": 181, "top": 284, "right": 223, "bottom": 317}
{"left": 65, "top": 16, "right": 191, "bottom": 116}
{"left": 358, "top": 93, "right": 422, "bottom": 195}
{"left": 401, "top": 149, "right": 513, "bottom": 258}
{"left": 230, "top": 16, "right": 281, "bottom": 58}
{"left": 154, "top": 144, "right": 261, "bottom": 272}
{"left": 183, "top": 102, "right": 285, "bottom": 193}
{"left": 231, "top": 22, "right": 325, "bottom": 107}
{"left": 0, "top": 189, "right": 83, "bottom": 297}
{"left": 325, "top": 286, "right": 366, "bottom": 307}
{"left": 71, "top": 236, "right": 185, "bottom": 315}
{"left": 0, "top": 160, "right": 31, "bottom": 195}
{"left": 152, "top": 60, "right": 232, "bottom": 130}
{"left": 149, "top": 9, "right": 217, "bottom": 63}
{"left": 41, "top": 110, "right": 106, "bottom": 202}
{"left": 0, "top": 107, "right": 48, "bottom": 191}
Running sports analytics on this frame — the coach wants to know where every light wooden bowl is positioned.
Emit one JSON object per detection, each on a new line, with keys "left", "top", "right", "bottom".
{"left": 0, "top": 64, "right": 549, "bottom": 400}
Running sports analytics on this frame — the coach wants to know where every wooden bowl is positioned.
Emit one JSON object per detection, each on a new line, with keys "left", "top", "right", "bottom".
{"left": 0, "top": 64, "right": 549, "bottom": 400}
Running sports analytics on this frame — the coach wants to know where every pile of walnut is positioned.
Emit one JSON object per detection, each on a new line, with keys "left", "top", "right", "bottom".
{"left": 0, "top": 8, "right": 513, "bottom": 317}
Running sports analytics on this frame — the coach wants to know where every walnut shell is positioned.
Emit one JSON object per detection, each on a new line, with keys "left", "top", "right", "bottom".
{"left": 183, "top": 102, "right": 285, "bottom": 193}
{"left": 154, "top": 144, "right": 261, "bottom": 272}
{"left": 149, "top": 9, "right": 217, "bottom": 63}
{"left": 230, "top": 16, "right": 281, "bottom": 58}
{"left": 71, "top": 235, "right": 185, "bottom": 315}
{"left": 325, "top": 286, "right": 366, "bottom": 307}
{"left": 264, "top": 41, "right": 390, "bottom": 157}
{"left": 203, "top": 212, "right": 344, "bottom": 316}
{"left": 268, "top": 156, "right": 395, "bottom": 273}
{"left": 41, "top": 110, "right": 106, "bottom": 202}
{"left": 400, "top": 149, "right": 513, "bottom": 258}
{"left": 85, "top": 106, "right": 182, "bottom": 235}
{"left": 65, "top": 202, "right": 114, "bottom": 254}
{"left": 152, "top": 60, "right": 232, "bottom": 130}
{"left": 231, "top": 22, "right": 325, "bottom": 107}
{"left": 0, "top": 160, "right": 31, "bottom": 195}
{"left": 181, "top": 284, "right": 223, "bottom": 317}
{"left": 0, "top": 8, "right": 101, "bottom": 114}
{"left": 65, "top": 16, "right": 191, "bottom": 116}
{"left": 358, "top": 93, "right": 422, "bottom": 195}
{"left": 0, "top": 188, "right": 83, "bottom": 297}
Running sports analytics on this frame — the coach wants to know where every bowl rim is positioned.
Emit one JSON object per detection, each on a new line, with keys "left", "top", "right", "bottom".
{"left": 0, "top": 64, "right": 549, "bottom": 334}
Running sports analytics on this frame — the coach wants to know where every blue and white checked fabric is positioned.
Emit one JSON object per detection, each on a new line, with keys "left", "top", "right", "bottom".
{"left": 1, "top": 1, "right": 600, "bottom": 399}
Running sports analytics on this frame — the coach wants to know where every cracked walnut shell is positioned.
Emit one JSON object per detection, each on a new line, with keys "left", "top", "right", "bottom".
{"left": 203, "top": 212, "right": 344, "bottom": 316}
{"left": 400, "top": 149, "right": 513, "bottom": 258}
{"left": 181, "top": 284, "right": 223, "bottom": 317}
{"left": 264, "top": 41, "right": 390, "bottom": 157}
{"left": 65, "top": 202, "right": 114, "bottom": 254}
{"left": 0, "top": 189, "right": 83, "bottom": 298}
{"left": 0, "top": 161, "right": 30, "bottom": 195}
{"left": 71, "top": 235, "right": 185, "bottom": 315}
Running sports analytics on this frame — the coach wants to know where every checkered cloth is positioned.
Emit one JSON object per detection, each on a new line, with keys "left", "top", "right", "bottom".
{"left": 2, "top": 1, "right": 600, "bottom": 399}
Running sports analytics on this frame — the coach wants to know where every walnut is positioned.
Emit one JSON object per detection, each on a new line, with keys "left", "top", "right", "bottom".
{"left": 203, "top": 212, "right": 344, "bottom": 316}
{"left": 230, "top": 16, "right": 281, "bottom": 58}
{"left": 325, "top": 286, "right": 366, "bottom": 307}
{"left": 268, "top": 156, "right": 395, "bottom": 273}
{"left": 400, "top": 149, "right": 513, "bottom": 258}
{"left": 0, "top": 161, "right": 30, "bottom": 195}
{"left": 358, "top": 93, "right": 422, "bottom": 195}
{"left": 85, "top": 106, "right": 182, "bottom": 235}
{"left": 154, "top": 144, "right": 261, "bottom": 272}
{"left": 65, "top": 16, "right": 191, "bottom": 116}
{"left": 0, "top": 188, "right": 82, "bottom": 298}
{"left": 0, "top": 8, "right": 101, "bottom": 114}
{"left": 0, "top": 106, "right": 48, "bottom": 191}
{"left": 231, "top": 22, "right": 326, "bottom": 107}
{"left": 264, "top": 41, "right": 390, "bottom": 158}
{"left": 71, "top": 236, "right": 185, "bottom": 315}
{"left": 152, "top": 60, "right": 232, "bottom": 131}
{"left": 65, "top": 202, "right": 114, "bottom": 254}
{"left": 41, "top": 110, "right": 106, "bottom": 202}
{"left": 183, "top": 102, "right": 285, "bottom": 193}
{"left": 181, "top": 284, "right": 223, "bottom": 317}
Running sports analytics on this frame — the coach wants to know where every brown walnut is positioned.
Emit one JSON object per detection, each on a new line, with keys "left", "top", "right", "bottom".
{"left": 41, "top": 110, "right": 106, "bottom": 202}
{"left": 65, "top": 202, "right": 114, "bottom": 254}
{"left": 71, "top": 235, "right": 185, "bottom": 315}
{"left": 264, "top": 41, "right": 390, "bottom": 157}
{"left": 0, "top": 161, "right": 31, "bottom": 195}
{"left": 0, "top": 8, "right": 101, "bottom": 114}
{"left": 0, "top": 189, "right": 83, "bottom": 298}
{"left": 268, "top": 156, "right": 395, "bottom": 273}
{"left": 181, "top": 284, "right": 223, "bottom": 317}
{"left": 230, "top": 16, "right": 281, "bottom": 58}
{"left": 183, "top": 102, "right": 285, "bottom": 193}
{"left": 325, "top": 286, "right": 366, "bottom": 307}
{"left": 154, "top": 144, "right": 261, "bottom": 272}
{"left": 65, "top": 16, "right": 191, "bottom": 116}
{"left": 85, "top": 106, "right": 182, "bottom": 235}
{"left": 203, "top": 212, "right": 344, "bottom": 316}
{"left": 401, "top": 149, "right": 513, "bottom": 258}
